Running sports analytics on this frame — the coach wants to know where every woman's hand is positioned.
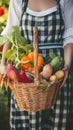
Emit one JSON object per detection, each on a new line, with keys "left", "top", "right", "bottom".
{"left": 60, "top": 43, "right": 73, "bottom": 90}
{"left": 59, "top": 65, "right": 69, "bottom": 90}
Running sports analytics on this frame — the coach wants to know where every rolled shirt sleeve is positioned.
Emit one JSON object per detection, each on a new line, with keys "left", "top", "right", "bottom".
{"left": 61, "top": 0, "right": 73, "bottom": 46}
{"left": 1, "top": 0, "right": 22, "bottom": 35}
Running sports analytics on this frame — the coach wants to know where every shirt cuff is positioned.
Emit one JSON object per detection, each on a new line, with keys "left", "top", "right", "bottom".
{"left": 63, "top": 26, "right": 73, "bottom": 38}
{"left": 63, "top": 37, "right": 73, "bottom": 47}
{"left": 63, "top": 27, "right": 73, "bottom": 47}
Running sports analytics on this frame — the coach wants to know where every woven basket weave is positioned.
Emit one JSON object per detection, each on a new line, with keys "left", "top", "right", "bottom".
{"left": 8, "top": 27, "right": 63, "bottom": 112}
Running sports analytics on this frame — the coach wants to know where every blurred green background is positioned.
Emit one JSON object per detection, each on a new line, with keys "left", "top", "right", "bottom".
{"left": 0, "top": 0, "right": 9, "bottom": 33}
{"left": 0, "top": 0, "right": 10, "bottom": 129}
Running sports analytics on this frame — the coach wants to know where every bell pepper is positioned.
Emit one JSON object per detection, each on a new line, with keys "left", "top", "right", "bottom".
{"left": 20, "top": 52, "right": 44, "bottom": 72}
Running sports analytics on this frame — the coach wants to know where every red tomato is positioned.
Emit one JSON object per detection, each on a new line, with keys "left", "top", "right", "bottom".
{"left": 0, "top": 7, "right": 5, "bottom": 16}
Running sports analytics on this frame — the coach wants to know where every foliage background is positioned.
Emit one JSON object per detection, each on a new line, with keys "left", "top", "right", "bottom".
{"left": 0, "top": 1, "right": 10, "bottom": 129}
{"left": 0, "top": 0, "right": 10, "bottom": 33}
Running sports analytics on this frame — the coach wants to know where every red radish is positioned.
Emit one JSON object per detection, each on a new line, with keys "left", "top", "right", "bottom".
{"left": 41, "top": 64, "right": 53, "bottom": 79}
{"left": 6, "top": 61, "right": 20, "bottom": 82}
{"left": 19, "top": 71, "right": 29, "bottom": 83}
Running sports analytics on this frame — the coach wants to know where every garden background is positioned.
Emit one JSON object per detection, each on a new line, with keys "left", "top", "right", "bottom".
{"left": 0, "top": 0, "right": 10, "bottom": 129}
{"left": 0, "top": 0, "right": 73, "bottom": 130}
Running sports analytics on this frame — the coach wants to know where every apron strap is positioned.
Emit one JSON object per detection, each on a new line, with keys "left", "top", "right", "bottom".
{"left": 56, "top": 0, "right": 60, "bottom": 3}
{"left": 22, "top": 0, "right": 28, "bottom": 13}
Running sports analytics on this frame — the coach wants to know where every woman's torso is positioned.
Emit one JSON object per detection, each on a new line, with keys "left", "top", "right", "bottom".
{"left": 20, "top": 0, "right": 64, "bottom": 57}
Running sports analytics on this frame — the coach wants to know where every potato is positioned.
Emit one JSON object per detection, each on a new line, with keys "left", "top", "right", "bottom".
{"left": 41, "top": 64, "right": 53, "bottom": 79}
{"left": 55, "top": 70, "right": 64, "bottom": 80}
{"left": 49, "top": 75, "right": 57, "bottom": 81}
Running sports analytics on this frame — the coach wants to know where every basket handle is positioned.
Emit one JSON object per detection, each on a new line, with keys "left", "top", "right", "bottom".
{"left": 33, "top": 26, "right": 40, "bottom": 87}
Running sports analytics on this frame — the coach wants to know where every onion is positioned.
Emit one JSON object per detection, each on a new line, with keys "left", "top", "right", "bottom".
{"left": 42, "top": 64, "right": 53, "bottom": 79}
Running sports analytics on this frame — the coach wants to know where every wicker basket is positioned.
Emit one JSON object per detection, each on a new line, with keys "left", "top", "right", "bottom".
{"left": 8, "top": 27, "right": 63, "bottom": 112}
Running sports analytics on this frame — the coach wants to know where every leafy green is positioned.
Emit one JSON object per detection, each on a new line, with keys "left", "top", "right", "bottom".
{"left": 5, "top": 48, "right": 16, "bottom": 60}
{"left": 0, "top": 25, "right": 33, "bottom": 68}
{"left": 0, "top": 26, "right": 28, "bottom": 45}
{"left": 0, "top": 36, "right": 10, "bottom": 46}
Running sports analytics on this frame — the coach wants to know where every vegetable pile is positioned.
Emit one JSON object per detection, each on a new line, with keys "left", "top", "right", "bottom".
{"left": 0, "top": 26, "right": 65, "bottom": 92}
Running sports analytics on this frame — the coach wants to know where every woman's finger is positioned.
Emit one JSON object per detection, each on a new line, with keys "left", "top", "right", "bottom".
{"left": 62, "top": 65, "right": 69, "bottom": 71}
